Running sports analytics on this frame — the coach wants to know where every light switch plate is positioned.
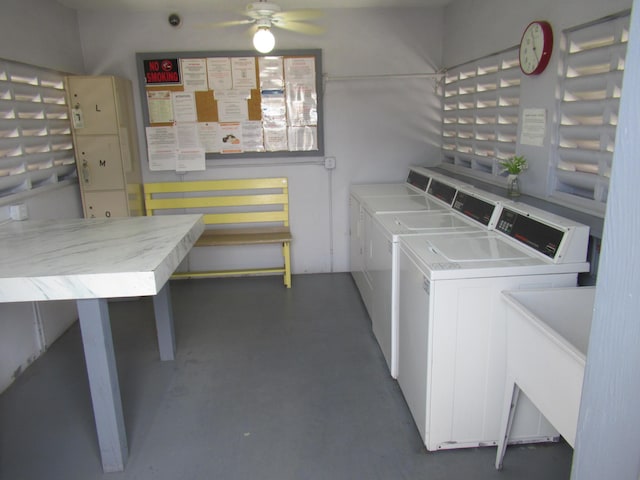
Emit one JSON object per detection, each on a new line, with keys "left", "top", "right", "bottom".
{"left": 10, "top": 204, "right": 28, "bottom": 220}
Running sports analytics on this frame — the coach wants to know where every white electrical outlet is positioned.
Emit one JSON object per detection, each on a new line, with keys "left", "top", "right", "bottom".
{"left": 324, "top": 156, "right": 336, "bottom": 170}
{"left": 10, "top": 204, "right": 28, "bottom": 221}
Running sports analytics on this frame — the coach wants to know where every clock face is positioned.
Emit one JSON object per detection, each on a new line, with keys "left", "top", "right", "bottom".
{"left": 519, "top": 21, "right": 553, "bottom": 75}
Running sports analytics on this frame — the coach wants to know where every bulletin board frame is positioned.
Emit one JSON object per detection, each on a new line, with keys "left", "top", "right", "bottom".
{"left": 136, "top": 49, "right": 324, "bottom": 166}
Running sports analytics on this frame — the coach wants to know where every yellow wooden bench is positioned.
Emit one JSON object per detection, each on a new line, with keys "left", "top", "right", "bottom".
{"left": 144, "top": 177, "right": 292, "bottom": 287}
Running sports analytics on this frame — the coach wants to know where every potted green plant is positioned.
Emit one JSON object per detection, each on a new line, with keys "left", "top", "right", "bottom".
{"left": 499, "top": 155, "right": 527, "bottom": 197}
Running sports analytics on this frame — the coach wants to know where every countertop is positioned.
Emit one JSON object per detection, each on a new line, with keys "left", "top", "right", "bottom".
{"left": 0, "top": 215, "right": 204, "bottom": 302}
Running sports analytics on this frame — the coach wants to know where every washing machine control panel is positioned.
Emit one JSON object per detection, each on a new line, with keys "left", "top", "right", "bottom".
{"left": 427, "top": 180, "right": 457, "bottom": 206}
{"left": 452, "top": 192, "right": 497, "bottom": 226}
{"left": 496, "top": 208, "right": 565, "bottom": 260}
{"left": 406, "top": 170, "right": 430, "bottom": 192}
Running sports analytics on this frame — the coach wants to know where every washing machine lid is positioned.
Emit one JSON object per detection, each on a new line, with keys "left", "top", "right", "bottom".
{"left": 363, "top": 195, "right": 447, "bottom": 214}
{"left": 374, "top": 211, "right": 484, "bottom": 237}
{"left": 398, "top": 231, "right": 573, "bottom": 280}
{"left": 350, "top": 183, "right": 423, "bottom": 199}
{"left": 400, "top": 230, "right": 589, "bottom": 280}
{"left": 427, "top": 233, "right": 532, "bottom": 262}
{"left": 397, "top": 212, "right": 480, "bottom": 231}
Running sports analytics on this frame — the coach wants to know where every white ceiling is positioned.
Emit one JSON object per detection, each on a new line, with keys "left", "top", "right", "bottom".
{"left": 55, "top": 0, "right": 451, "bottom": 12}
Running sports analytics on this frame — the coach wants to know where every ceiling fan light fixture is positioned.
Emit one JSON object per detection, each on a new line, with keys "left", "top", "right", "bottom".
{"left": 253, "top": 26, "right": 275, "bottom": 53}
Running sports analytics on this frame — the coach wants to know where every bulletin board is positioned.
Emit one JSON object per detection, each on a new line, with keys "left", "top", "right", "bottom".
{"left": 136, "top": 49, "right": 324, "bottom": 171}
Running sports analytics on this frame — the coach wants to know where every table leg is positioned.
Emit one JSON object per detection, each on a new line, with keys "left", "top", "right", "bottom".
{"left": 77, "top": 298, "right": 127, "bottom": 473}
{"left": 153, "top": 282, "right": 176, "bottom": 361}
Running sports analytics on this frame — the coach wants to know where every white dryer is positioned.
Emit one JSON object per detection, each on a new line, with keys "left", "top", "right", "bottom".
{"left": 369, "top": 188, "right": 504, "bottom": 378}
{"left": 355, "top": 178, "right": 465, "bottom": 318}
{"left": 350, "top": 168, "right": 435, "bottom": 313}
{"left": 357, "top": 170, "right": 462, "bottom": 216}
{"left": 350, "top": 166, "right": 471, "bottom": 203}
{"left": 351, "top": 171, "right": 456, "bottom": 316}
{"left": 396, "top": 203, "right": 590, "bottom": 451}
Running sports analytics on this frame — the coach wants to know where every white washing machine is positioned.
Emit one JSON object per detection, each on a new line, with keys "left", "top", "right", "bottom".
{"left": 396, "top": 203, "right": 590, "bottom": 451}
{"left": 369, "top": 188, "right": 505, "bottom": 379}
{"left": 350, "top": 167, "right": 432, "bottom": 202}
{"left": 410, "top": 165, "right": 474, "bottom": 192}
{"left": 350, "top": 170, "right": 454, "bottom": 316}
{"left": 355, "top": 178, "right": 465, "bottom": 318}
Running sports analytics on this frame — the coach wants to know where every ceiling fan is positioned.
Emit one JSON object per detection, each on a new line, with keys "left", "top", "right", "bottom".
{"left": 213, "top": 1, "right": 324, "bottom": 53}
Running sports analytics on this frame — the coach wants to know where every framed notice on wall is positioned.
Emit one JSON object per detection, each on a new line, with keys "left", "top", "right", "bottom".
{"left": 136, "top": 49, "right": 323, "bottom": 171}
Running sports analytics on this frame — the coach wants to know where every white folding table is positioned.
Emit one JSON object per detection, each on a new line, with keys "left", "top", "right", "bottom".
{"left": 0, "top": 214, "right": 204, "bottom": 472}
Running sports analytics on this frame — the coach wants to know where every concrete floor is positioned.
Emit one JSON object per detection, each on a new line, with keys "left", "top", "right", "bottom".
{"left": 0, "top": 273, "right": 573, "bottom": 479}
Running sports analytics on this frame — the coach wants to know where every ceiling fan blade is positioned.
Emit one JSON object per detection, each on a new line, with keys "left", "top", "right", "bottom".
{"left": 274, "top": 21, "right": 325, "bottom": 35}
{"left": 273, "top": 9, "right": 323, "bottom": 22}
{"left": 247, "top": 24, "right": 258, "bottom": 37}
{"left": 206, "top": 19, "right": 255, "bottom": 28}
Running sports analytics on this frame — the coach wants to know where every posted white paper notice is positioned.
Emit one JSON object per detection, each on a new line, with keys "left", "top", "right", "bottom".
{"left": 181, "top": 58, "right": 208, "bottom": 92}
{"left": 231, "top": 57, "right": 257, "bottom": 89}
{"left": 242, "top": 121, "right": 265, "bottom": 152}
{"left": 172, "top": 92, "right": 198, "bottom": 122}
{"left": 198, "top": 122, "right": 220, "bottom": 153}
{"left": 219, "top": 122, "right": 243, "bottom": 153}
{"left": 520, "top": 108, "right": 547, "bottom": 146}
{"left": 177, "top": 149, "right": 205, "bottom": 172}
{"left": 207, "top": 57, "right": 233, "bottom": 90}
{"left": 146, "top": 126, "right": 178, "bottom": 171}
{"left": 146, "top": 90, "right": 173, "bottom": 123}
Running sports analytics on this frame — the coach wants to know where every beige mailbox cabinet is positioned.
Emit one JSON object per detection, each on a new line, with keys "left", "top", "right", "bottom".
{"left": 66, "top": 75, "right": 143, "bottom": 218}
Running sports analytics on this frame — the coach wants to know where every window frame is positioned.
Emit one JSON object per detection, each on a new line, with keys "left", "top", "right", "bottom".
{"left": 440, "top": 46, "right": 522, "bottom": 184}
{"left": 0, "top": 58, "right": 76, "bottom": 203}
{"left": 550, "top": 10, "right": 630, "bottom": 216}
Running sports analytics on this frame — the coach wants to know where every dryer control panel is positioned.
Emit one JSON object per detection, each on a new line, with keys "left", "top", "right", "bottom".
{"left": 427, "top": 180, "right": 457, "bottom": 206}
{"left": 406, "top": 170, "right": 430, "bottom": 192}
{"left": 452, "top": 192, "right": 497, "bottom": 227}
{"left": 496, "top": 208, "right": 565, "bottom": 260}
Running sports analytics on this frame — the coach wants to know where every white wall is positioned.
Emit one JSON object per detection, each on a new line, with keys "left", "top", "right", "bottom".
{"left": 572, "top": 2, "right": 640, "bottom": 477}
{"left": 74, "top": 7, "right": 444, "bottom": 274}
{"left": 0, "top": 0, "right": 84, "bottom": 73}
{"left": 0, "top": 187, "right": 84, "bottom": 396}
{"left": 0, "top": 0, "right": 85, "bottom": 393}
{"left": 442, "top": 0, "right": 632, "bottom": 201}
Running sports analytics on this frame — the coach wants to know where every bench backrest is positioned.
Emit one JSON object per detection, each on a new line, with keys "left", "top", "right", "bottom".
{"left": 144, "top": 177, "right": 289, "bottom": 227}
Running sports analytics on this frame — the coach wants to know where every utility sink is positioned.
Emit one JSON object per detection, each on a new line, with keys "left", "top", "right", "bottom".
{"left": 495, "top": 287, "right": 595, "bottom": 469}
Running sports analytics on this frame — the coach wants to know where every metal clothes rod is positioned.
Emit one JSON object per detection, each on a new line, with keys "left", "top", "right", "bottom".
{"left": 323, "top": 72, "right": 444, "bottom": 82}
{"left": 444, "top": 45, "right": 518, "bottom": 72}
{"left": 563, "top": 8, "right": 631, "bottom": 33}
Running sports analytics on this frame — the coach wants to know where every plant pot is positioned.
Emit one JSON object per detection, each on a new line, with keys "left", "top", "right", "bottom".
{"left": 507, "top": 174, "right": 521, "bottom": 197}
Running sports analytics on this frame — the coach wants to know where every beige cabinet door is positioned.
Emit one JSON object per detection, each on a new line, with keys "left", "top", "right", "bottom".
{"left": 83, "top": 191, "right": 128, "bottom": 218}
{"left": 67, "top": 77, "right": 118, "bottom": 135}
{"left": 67, "top": 75, "right": 143, "bottom": 218}
{"left": 76, "top": 135, "right": 125, "bottom": 191}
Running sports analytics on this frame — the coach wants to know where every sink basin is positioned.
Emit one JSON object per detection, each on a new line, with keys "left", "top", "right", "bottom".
{"left": 495, "top": 287, "right": 595, "bottom": 469}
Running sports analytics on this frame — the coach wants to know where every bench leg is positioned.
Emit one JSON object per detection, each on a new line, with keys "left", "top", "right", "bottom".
{"left": 283, "top": 241, "right": 292, "bottom": 288}
{"left": 495, "top": 379, "right": 520, "bottom": 470}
